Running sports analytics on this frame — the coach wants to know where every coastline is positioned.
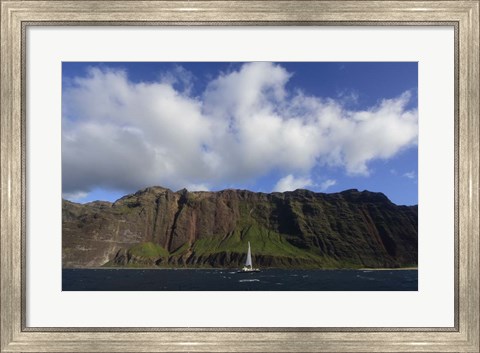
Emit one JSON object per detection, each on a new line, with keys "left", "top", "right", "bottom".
{"left": 63, "top": 266, "right": 418, "bottom": 271}
{"left": 358, "top": 267, "right": 418, "bottom": 271}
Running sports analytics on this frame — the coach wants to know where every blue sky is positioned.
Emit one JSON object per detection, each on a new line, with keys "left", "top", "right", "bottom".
{"left": 62, "top": 62, "right": 418, "bottom": 205}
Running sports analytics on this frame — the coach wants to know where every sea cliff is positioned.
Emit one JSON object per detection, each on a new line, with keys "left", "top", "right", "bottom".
{"left": 62, "top": 187, "right": 417, "bottom": 269}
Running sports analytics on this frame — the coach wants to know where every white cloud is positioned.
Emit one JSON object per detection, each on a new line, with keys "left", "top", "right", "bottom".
{"left": 403, "top": 171, "right": 416, "bottom": 179}
{"left": 273, "top": 175, "right": 313, "bottom": 192}
{"left": 184, "top": 183, "right": 210, "bottom": 192}
{"left": 62, "top": 63, "right": 418, "bottom": 196}
{"left": 340, "top": 92, "right": 418, "bottom": 175}
{"left": 319, "top": 179, "right": 336, "bottom": 191}
{"left": 159, "top": 65, "right": 195, "bottom": 94}
{"left": 337, "top": 89, "right": 359, "bottom": 106}
{"left": 62, "top": 191, "right": 88, "bottom": 201}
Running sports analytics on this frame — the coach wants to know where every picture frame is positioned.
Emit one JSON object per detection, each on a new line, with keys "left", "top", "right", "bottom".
{"left": 1, "top": 1, "right": 478, "bottom": 352}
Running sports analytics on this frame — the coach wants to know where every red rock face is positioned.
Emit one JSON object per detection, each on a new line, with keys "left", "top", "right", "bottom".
{"left": 62, "top": 187, "right": 418, "bottom": 269}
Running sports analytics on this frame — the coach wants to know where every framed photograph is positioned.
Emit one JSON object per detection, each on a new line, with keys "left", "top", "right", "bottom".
{"left": 1, "top": 1, "right": 478, "bottom": 352}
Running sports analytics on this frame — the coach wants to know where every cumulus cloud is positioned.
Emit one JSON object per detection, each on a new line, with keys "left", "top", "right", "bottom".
{"left": 274, "top": 175, "right": 313, "bottom": 192}
{"left": 319, "top": 179, "right": 337, "bottom": 191}
{"left": 62, "top": 191, "right": 88, "bottom": 201}
{"left": 62, "top": 63, "right": 418, "bottom": 196}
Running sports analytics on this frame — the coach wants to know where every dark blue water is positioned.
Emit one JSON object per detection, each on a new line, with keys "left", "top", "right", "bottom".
{"left": 62, "top": 268, "right": 417, "bottom": 291}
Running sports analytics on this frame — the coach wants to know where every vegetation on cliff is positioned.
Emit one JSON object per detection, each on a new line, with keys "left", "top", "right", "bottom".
{"left": 62, "top": 187, "right": 417, "bottom": 269}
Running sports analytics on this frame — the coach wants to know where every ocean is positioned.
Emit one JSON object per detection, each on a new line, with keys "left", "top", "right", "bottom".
{"left": 62, "top": 268, "right": 417, "bottom": 291}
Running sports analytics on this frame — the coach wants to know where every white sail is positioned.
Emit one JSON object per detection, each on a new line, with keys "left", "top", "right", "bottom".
{"left": 245, "top": 241, "right": 253, "bottom": 267}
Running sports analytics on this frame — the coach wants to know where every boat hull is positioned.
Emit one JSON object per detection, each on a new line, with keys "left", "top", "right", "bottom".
{"left": 237, "top": 268, "right": 260, "bottom": 273}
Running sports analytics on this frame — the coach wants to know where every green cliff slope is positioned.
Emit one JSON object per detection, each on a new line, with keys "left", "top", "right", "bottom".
{"left": 62, "top": 187, "right": 417, "bottom": 269}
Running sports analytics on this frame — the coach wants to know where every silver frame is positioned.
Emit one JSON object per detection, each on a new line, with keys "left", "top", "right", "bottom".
{"left": 1, "top": 1, "right": 478, "bottom": 352}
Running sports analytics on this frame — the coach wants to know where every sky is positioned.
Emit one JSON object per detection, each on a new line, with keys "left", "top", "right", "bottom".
{"left": 62, "top": 62, "right": 418, "bottom": 205}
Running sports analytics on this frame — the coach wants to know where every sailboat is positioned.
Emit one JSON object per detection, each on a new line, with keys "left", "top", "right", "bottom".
{"left": 238, "top": 241, "right": 260, "bottom": 273}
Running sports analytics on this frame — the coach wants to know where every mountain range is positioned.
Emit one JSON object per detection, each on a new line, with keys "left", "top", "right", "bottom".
{"left": 62, "top": 186, "right": 418, "bottom": 269}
